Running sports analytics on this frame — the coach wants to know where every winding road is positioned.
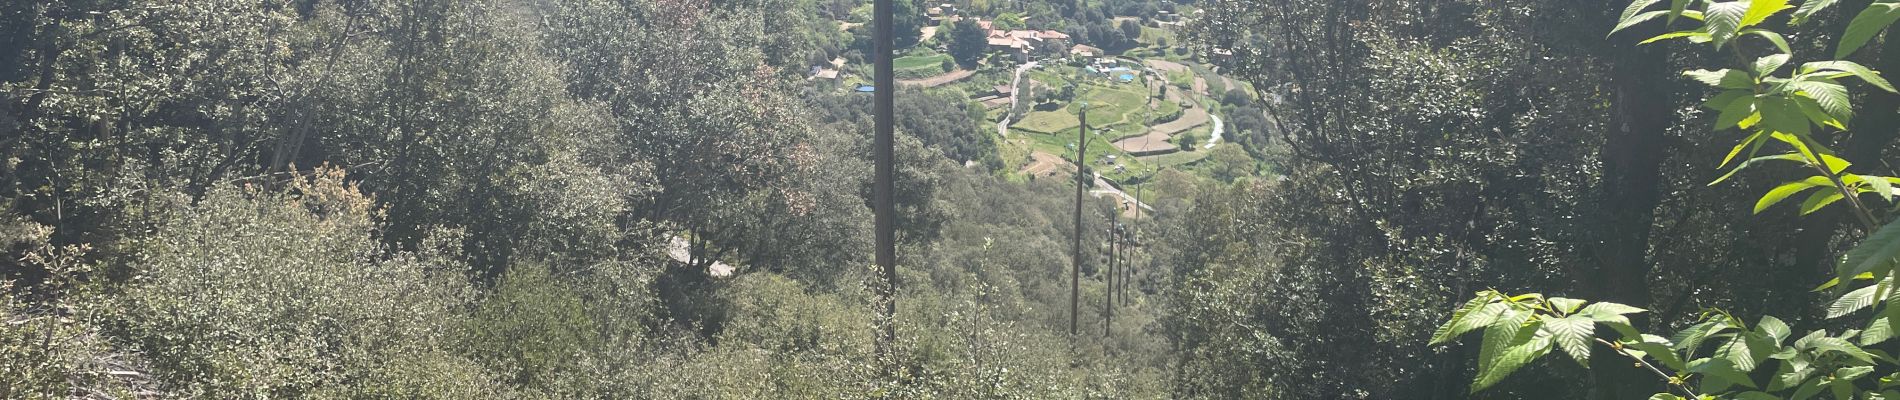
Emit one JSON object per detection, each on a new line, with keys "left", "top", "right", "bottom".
{"left": 997, "top": 61, "right": 1040, "bottom": 137}
{"left": 1205, "top": 113, "right": 1224, "bottom": 149}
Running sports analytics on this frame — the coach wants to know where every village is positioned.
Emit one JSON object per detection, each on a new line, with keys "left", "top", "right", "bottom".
{"left": 811, "top": 1, "right": 1259, "bottom": 217}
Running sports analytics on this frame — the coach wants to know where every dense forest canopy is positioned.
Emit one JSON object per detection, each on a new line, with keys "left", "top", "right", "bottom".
{"left": 7, "top": 0, "right": 1900, "bottom": 398}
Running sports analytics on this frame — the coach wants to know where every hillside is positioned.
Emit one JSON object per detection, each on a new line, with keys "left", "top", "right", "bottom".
{"left": 10, "top": 0, "right": 1900, "bottom": 399}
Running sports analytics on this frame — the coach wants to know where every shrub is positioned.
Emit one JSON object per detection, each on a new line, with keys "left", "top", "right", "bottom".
{"left": 114, "top": 169, "right": 500, "bottom": 398}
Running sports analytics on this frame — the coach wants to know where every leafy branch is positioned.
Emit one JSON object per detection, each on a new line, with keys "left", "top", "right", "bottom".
{"left": 1434, "top": 1, "right": 1900, "bottom": 398}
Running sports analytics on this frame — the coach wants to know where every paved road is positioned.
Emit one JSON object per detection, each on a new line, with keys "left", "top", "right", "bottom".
{"left": 997, "top": 61, "right": 1041, "bottom": 137}
{"left": 1205, "top": 113, "right": 1224, "bottom": 149}
{"left": 1091, "top": 173, "right": 1154, "bottom": 218}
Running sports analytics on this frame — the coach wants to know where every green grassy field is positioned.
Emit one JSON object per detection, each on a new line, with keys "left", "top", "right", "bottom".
{"left": 1141, "top": 26, "right": 1176, "bottom": 46}
{"left": 1014, "top": 110, "right": 1079, "bottom": 134}
{"left": 1155, "top": 96, "right": 1182, "bottom": 118}
{"left": 1167, "top": 70, "right": 1194, "bottom": 90}
{"left": 894, "top": 53, "right": 950, "bottom": 70}
{"left": 1065, "top": 86, "right": 1150, "bottom": 128}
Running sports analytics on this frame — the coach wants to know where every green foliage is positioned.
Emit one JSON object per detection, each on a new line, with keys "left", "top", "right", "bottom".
{"left": 1631, "top": 0, "right": 1900, "bottom": 220}
{"left": 117, "top": 170, "right": 501, "bottom": 398}
{"left": 0, "top": 0, "right": 1178, "bottom": 397}
{"left": 1439, "top": 1, "right": 1900, "bottom": 398}
{"left": 1838, "top": 2, "right": 1900, "bottom": 58}
{"left": 1430, "top": 292, "right": 1646, "bottom": 392}
{"left": 948, "top": 19, "right": 990, "bottom": 67}
{"left": 461, "top": 265, "right": 601, "bottom": 392}
{"left": 0, "top": 217, "right": 148, "bottom": 399}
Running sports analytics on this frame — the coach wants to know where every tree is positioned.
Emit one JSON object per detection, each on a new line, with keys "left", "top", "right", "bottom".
{"left": 1206, "top": 145, "right": 1253, "bottom": 183}
{"left": 996, "top": 12, "right": 1025, "bottom": 31}
{"left": 1221, "top": 88, "right": 1252, "bottom": 107}
{"left": 895, "top": 0, "right": 925, "bottom": 48}
{"left": 1119, "top": 19, "right": 1143, "bottom": 43}
{"left": 948, "top": 19, "right": 990, "bottom": 67}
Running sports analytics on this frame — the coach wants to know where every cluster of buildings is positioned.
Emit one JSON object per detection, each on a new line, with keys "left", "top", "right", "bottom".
{"left": 926, "top": 4, "right": 1071, "bottom": 62}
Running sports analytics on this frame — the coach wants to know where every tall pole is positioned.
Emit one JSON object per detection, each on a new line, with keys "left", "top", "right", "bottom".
{"left": 873, "top": 0, "right": 897, "bottom": 360}
{"left": 1127, "top": 175, "right": 1143, "bottom": 305}
{"left": 1117, "top": 227, "right": 1124, "bottom": 306}
{"left": 1105, "top": 207, "right": 1116, "bottom": 337}
{"left": 1071, "top": 103, "right": 1087, "bottom": 336}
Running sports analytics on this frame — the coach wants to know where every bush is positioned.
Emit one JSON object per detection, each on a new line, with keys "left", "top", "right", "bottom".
{"left": 0, "top": 216, "right": 151, "bottom": 399}
{"left": 115, "top": 169, "right": 501, "bottom": 398}
{"left": 460, "top": 264, "right": 600, "bottom": 393}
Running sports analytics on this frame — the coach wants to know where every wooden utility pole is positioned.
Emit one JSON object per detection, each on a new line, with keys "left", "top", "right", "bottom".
{"left": 873, "top": 0, "right": 897, "bottom": 360}
{"left": 1071, "top": 104, "right": 1087, "bottom": 336}
{"left": 1105, "top": 207, "right": 1116, "bottom": 337}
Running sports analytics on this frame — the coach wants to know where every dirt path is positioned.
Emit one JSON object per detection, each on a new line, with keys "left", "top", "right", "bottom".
{"left": 897, "top": 68, "right": 975, "bottom": 87}
{"left": 1018, "top": 151, "right": 1152, "bottom": 217}
{"left": 1020, "top": 150, "right": 1069, "bottom": 178}
{"left": 1091, "top": 173, "right": 1154, "bottom": 219}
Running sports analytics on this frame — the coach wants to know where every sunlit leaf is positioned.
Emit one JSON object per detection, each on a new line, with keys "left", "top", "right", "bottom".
{"left": 1432, "top": 293, "right": 1499, "bottom": 345}
{"left": 1548, "top": 297, "right": 1586, "bottom": 314}
{"left": 1789, "top": 79, "right": 1851, "bottom": 120}
{"left": 1792, "top": 0, "right": 1840, "bottom": 25}
{"left": 1742, "top": 0, "right": 1792, "bottom": 27}
{"left": 1798, "top": 188, "right": 1845, "bottom": 215}
{"left": 1546, "top": 316, "right": 1596, "bottom": 364}
{"left": 1837, "top": 2, "right": 1900, "bottom": 58}
{"left": 1643, "top": 30, "right": 1710, "bottom": 44}
{"left": 1828, "top": 277, "right": 1890, "bottom": 318}
{"left": 1866, "top": 173, "right": 1896, "bottom": 202}
{"left": 1793, "top": 95, "right": 1847, "bottom": 130}
{"left": 1706, "top": 1, "right": 1751, "bottom": 46}
{"left": 1756, "top": 177, "right": 1830, "bottom": 214}
{"left": 1614, "top": 10, "right": 1672, "bottom": 36}
{"left": 1803, "top": 60, "right": 1898, "bottom": 93}
{"left": 1472, "top": 320, "right": 1550, "bottom": 392}
{"left": 1754, "top": 54, "right": 1791, "bottom": 75}
{"left": 1743, "top": 28, "right": 1793, "bottom": 54}
{"left": 1837, "top": 219, "right": 1900, "bottom": 291}
{"left": 1710, "top": 153, "right": 1805, "bottom": 186}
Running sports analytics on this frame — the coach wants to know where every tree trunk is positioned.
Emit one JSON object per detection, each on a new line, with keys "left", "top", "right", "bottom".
{"left": 1585, "top": 1, "right": 1672, "bottom": 397}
